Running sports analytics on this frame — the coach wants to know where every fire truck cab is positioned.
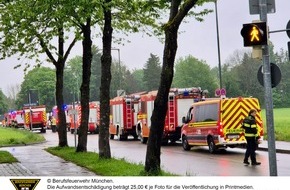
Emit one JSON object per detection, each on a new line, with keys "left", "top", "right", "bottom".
{"left": 181, "top": 97, "right": 263, "bottom": 153}
{"left": 136, "top": 87, "right": 207, "bottom": 144}
{"left": 109, "top": 94, "right": 141, "bottom": 140}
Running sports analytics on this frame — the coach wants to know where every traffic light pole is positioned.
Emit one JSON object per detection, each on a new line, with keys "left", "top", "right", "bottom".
{"left": 259, "top": 0, "right": 277, "bottom": 176}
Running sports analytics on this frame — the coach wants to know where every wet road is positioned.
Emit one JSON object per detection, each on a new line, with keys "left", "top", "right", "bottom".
{"left": 44, "top": 131, "right": 290, "bottom": 176}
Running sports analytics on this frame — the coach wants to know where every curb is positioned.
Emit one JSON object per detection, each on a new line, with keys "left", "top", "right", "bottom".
{"left": 258, "top": 147, "right": 290, "bottom": 154}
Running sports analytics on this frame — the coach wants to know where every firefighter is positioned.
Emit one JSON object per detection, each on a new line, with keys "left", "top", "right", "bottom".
{"left": 242, "top": 109, "right": 261, "bottom": 166}
{"left": 51, "top": 116, "right": 57, "bottom": 133}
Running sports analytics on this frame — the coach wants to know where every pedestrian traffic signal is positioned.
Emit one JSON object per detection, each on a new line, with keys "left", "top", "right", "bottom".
{"left": 241, "top": 22, "right": 268, "bottom": 47}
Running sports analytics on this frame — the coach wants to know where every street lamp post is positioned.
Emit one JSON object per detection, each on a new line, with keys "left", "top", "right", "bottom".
{"left": 214, "top": 0, "right": 223, "bottom": 89}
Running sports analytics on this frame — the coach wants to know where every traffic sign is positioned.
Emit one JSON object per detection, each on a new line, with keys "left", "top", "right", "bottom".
{"left": 257, "top": 63, "right": 281, "bottom": 88}
{"left": 249, "top": 0, "right": 275, "bottom": 15}
{"left": 286, "top": 20, "right": 290, "bottom": 38}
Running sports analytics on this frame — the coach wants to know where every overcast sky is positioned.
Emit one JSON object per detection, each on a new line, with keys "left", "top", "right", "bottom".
{"left": 0, "top": 0, "right": 289, "bottom": 96}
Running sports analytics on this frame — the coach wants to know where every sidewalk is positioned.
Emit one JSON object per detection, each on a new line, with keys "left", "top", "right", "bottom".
{"left": 0, "top": 143, "right": 96, "bottom": 176}
{"left": 258, "top": 140, "right": 290, "bottom": 154}
{"left": 0, "top": 140, "right": 289, "bottom": 176}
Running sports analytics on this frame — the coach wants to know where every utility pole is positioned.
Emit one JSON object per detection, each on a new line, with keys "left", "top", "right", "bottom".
{"left": 259, "top": 0, "right": 277, "bottom": 176}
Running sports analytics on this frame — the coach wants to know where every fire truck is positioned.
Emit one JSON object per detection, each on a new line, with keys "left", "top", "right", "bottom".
{"left": 23, "top": 105, "right": 47, "bottom": 133}
{"left": 109, "top": 93, "right": 145, "bottom": 140}
{"left": 136, "top": 87, "right": 207, "bottom": 144}
{"left": 14, "top": 110, "right": 25, "bottom": 128}
{"left": 52, "top": 105, "right": 72, "bottom": 131}
{"left": 181, "top": 97, "right": 263, "bottom": 153}
{"left": 69, "top": 101, "right": 100, "bottom": 134}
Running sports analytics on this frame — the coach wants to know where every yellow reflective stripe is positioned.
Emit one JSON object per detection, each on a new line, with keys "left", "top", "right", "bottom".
{"left": 243, "top": 124, "right": 257, "bottom": 128}
{"left": 245, "top": 133, "right": 256, "bottom": 137}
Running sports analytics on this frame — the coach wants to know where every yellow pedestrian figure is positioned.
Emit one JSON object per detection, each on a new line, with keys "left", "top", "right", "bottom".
{"left": 250, "top": 26, "right": 260, "bottom": 42}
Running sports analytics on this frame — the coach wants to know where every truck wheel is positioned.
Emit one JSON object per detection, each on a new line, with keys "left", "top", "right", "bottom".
{"left": 71, "top": 129, "right": 75, "bottom": 134}
{"left": 182, "top": 136, "right": 191, "bottom": 151}
{"left": 110, "top": 134, "right": 114, "bottom": 139}
{"left": 41, "top": 128, "right": 46, "bottom": 133}
{"left": 208, "top": 137, "right": 217, "bottom": 154}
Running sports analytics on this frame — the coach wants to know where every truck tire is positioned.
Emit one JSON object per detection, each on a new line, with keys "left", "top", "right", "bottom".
{"left": 207, "top": 136, "right": 217, "bottom": 154}
{"left": 182, "top": 136, "right": 191, "bottom": 151}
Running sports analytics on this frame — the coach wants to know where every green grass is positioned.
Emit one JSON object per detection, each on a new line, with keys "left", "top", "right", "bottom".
{"left": 0, "top": 127, "right": 45, "bottom": 163}
{"left": 46, "top": 146, "right": 174, "bottom": 176}
{"left": 0, "top": 127, "right": 45, "bottom": 146}
{"left": 0, "top": 150, "right": 18, "bottom": 163}
{"left": 261, "top": 108, "right": 290, "bottom": 141}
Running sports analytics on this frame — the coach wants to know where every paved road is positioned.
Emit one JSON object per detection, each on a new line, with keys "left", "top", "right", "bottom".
{"left": 1, "top": 130, "right": 290, "bottom": 176}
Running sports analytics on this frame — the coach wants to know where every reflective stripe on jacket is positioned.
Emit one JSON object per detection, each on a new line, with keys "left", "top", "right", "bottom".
{"left": 243, "top": 116, "right": 258, "bottom": 137}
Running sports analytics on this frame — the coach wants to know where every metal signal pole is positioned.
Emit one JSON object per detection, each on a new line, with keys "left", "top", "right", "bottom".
{"left": 259, "top": 0, "right": 277, "bottom": 176}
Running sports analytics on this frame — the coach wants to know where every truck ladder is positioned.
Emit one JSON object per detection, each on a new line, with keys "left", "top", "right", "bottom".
{"left": 126, "top": 101, "right": 132, "bottom": 129}
{"left": 168, "top": 96, "right": 175, "bottom": 130}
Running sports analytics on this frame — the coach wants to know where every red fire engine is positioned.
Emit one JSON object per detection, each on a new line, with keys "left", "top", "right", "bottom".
{"left": 23, "top": 105, "right": 47, "bottom": 133}
{"left": 14, "top": 110, "right": 25, "bottom": 128}
{"left": 52, "top": 105, "right": 72, "bottom": 131}
{"left": 69, "top": 101, "right": 100, "bottom": 134}
{"left": 136, "top": 87, "right": 207, "bottom": 144}
{"left": 109, "top": 93, "right": 145, "bottom": 140}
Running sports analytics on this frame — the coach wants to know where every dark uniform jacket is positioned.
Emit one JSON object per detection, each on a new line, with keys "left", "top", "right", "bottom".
{"left": 242, "top": 115, "right": 258, "bottom": 137}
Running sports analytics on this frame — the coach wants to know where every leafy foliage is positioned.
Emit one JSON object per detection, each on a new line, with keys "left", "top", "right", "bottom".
{"left": 172, "top": 55, "right": 218, "bottom": 96}
{"left": 143, "top": 53, "right": 162, "bottom": 91}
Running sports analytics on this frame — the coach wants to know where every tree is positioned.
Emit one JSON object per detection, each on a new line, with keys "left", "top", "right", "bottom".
{"left": 172, "top": 55, "right": 217, "bottom": 96}
{"left": 145, "top": 0, "right": 211, "bottom": 174}
{"left": 0, "top": 90, "right": 8, "bottom": 115}
{"left": 98, "top": 0, "right": 167, "bottom": 158}
{"left": 63, "top": 56, "right": 82, "bottom": 104}
{"left": 143, "top": 53, "right": 162, "bottom": 91}
{"left": 16, "top": 67, "right": 56, "bottom": 111}
{"left": 0, "top": 0, "right": 79, "bottom": 147}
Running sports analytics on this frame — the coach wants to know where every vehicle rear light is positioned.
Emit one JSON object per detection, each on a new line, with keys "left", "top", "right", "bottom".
{"left": 218, "top": 122, "right": 224, "bottom": 137}
{"left": 164, "top": 125, "right": 169, "bottom": 131}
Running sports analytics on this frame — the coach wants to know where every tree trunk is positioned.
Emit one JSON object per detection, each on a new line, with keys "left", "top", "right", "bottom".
{"left": 99, "top": 0, "right": 112, "bottom": 159}
{"left": 55, "top": 62, "right": 68, "bottom": 147}
{"left": 77, "top": 18, "right": 92, "bottom": 152}
{"left": 144, "top": 0, "right": 198, "bottom": 175}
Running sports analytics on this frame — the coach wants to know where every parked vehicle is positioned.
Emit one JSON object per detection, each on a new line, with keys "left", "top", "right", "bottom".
{"left": 52, "top": 105, "right": 72, "bottom": 131}
{"left": 23, "top": 105, "right": 47, "bottom": 133}
{"left": 181, "top": 97, "right": 264, "bottom": 153}
{"left": 109, "top": 94, "right": 144, "bottom": 140}
{"left": 136, "top": 87, "right": 207, "bottom": 144}
{"left": 69, "top": 101, "right": 100, "bottom": 134}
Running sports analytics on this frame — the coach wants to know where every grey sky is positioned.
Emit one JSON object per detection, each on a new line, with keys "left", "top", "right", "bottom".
{"left": 0, "top": 0, "right": 289, "bottom": 96}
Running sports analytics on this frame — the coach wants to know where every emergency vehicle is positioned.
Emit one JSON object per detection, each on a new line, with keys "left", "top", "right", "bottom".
{"left": 52, "top": 105, "right": 72, "bottom": 131}
{"left": 23, "top": 105, "right": 47, "bottom": 133}
{"left": 3, "top": 111, "right": 16, "bottom": 127}
{"left": 136, "top": 87, "right": 207, "bottom": 144}
{"left": 181, "top": 97, "right": 264, "bottom": 153}
{"left": 69, "top": 101, "right": 100, "bottom": 134}
{"left": 109, "top": 93, "right": 144, "bottom": 140}
{"left": 14, "top": 110, "right": 25, "bottom": 128}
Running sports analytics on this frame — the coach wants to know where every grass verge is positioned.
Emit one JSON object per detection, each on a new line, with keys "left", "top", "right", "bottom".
{"left": 0, "top": 127, "right": 45, "bottom": 164}
{"left": 261, "top": 108, "right": 290, "bottom": 141}
{"left": 0, "top": 150, "right": 18, "bottom": 163}
{"left": 0, "top": 127, "right": 45, "bottom": 146}
{"left": 46, "top": 146, "right": 174, "bottom": 176}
